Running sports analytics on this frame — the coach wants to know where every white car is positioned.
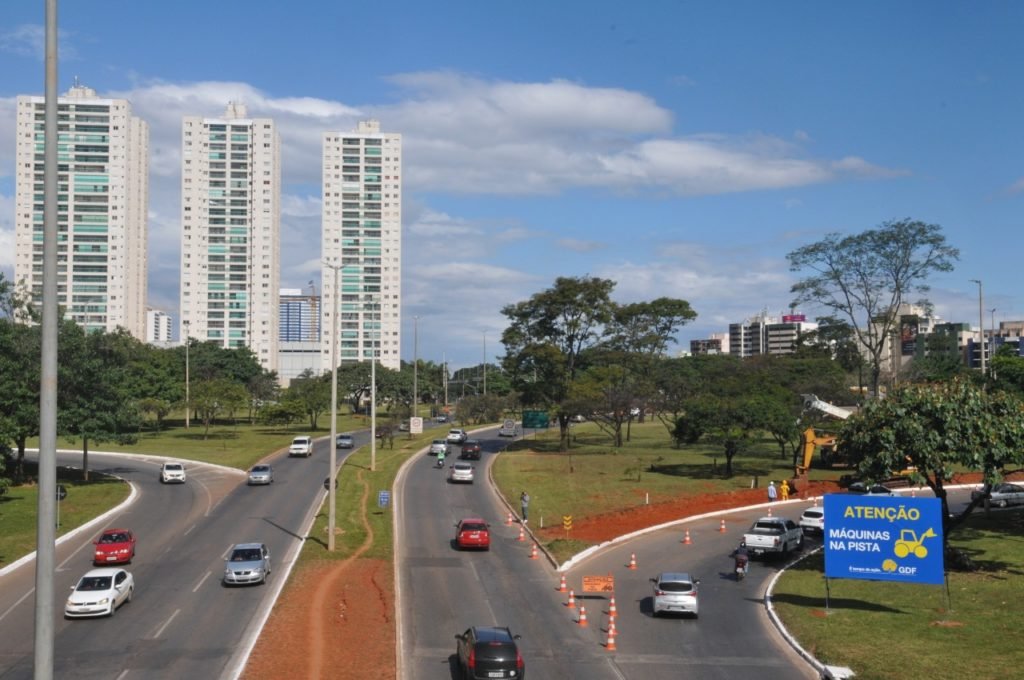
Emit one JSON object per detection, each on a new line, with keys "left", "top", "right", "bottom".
{"left": 65, "top": 568, "right": 134, "bottom": 618}
{"left": 429, "top": 440, "right": 450, "bottom": 456}
{"left": 289, "top": 436, "right": 313, "bottom": 457}
{"left": 247, "top": 464, "right": 274, "bottom": 485}
{"left": 448, "top": 462, "right": 475, "bottom": 484}
{"left": 159, "top": 462, "right": 186, "bottom": 484}
{"left": 799, "top": 507, "right": 825, "bottom": 534}
{"left": 446, "top": 429, "right": 467, "bottom": 445}
{"left": 650, "top": 572, "right": 699, "bottom": 618}
{"left": 224, "top": 543, "right": 272, "bottom": 586}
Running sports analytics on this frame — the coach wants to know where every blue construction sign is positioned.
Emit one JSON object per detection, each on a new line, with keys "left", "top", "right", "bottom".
{"left": 378, "top": 490, "right": 391, "bottom": 509}
{"left": 824, "top": 494, "right": 944, "bottom": 585}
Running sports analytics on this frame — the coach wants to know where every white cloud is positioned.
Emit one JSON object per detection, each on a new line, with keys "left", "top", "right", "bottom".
{"left": 1006, "top": 177, "right": 1024, "bottom": 195}
{"left": 0, "top": 25, "right": 80, "bottom": 61}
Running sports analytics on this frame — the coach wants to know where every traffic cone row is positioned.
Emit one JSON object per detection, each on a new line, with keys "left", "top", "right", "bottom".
{"left": 682, "top": 529, "right": 692, "bottom": 545}
{"left": 530, "top": 543, "right": 539, "bottom": 560}
{"left": 719, "top": 518, "right": 727, "bottom": 533}
{"left": 608, "top": 596, "right": 617, "bottom": 617}
{"left": 517, "top": 526, "right": 526, "bottom": 542}
{"left": 557, "top": 574, "right": 567, "bottom": 592}
{"left": 627, "top": 553, "right": 637, "bottom": 570}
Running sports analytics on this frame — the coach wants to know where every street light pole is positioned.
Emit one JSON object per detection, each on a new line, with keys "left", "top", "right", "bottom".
{"left": 325, "top": 260, "right": 342, "bottom": 551}
{"left": 483, "top": 331, "right": 487, "bottom": 397}
{"left": 184, "top": 320, "right": 190, "bottom": 429}
{"left": 970, "top": 279, "right": 985, "bottom": 375}
{"left": 369, "top": 295, "right": 377, "bottom": 473}
{"left": 413, "top": 316, "right": 418, "bottom": 424}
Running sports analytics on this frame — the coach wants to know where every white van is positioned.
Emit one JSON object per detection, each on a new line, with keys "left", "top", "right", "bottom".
{"left": 289, "top": 436, "right": 313, "bottom": 457}
{"left": 498, "top": 420, "right": 521, "bottom": 437}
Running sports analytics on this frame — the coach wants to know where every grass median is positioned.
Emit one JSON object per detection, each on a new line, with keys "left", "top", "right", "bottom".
{"left": 773, "top": 508, "right": 1024, "bottom": 679}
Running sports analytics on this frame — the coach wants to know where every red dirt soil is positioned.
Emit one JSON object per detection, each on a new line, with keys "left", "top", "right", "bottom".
{"left": 241, "top": 473, "right": 993, "bottom": 679}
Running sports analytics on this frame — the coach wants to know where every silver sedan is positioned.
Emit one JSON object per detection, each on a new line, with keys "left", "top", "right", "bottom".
{"left": 247, "top": 464, "right": 274, "bottom": 485}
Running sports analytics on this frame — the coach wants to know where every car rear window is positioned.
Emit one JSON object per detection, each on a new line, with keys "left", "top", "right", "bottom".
{"left": 753, "top": 521, "right": 784, "bottom": 533}
{"left": 461, "top": 523, "right": 487, "bottom": 532}
{"left": 658, "top": 581, "right": 694, "bottom": 592}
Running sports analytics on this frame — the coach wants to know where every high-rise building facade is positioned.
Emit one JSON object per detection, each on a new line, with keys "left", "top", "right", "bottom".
{"left": 14, "top": 83, "right": 149, "bottom": 338}
{"left": 279, "top": 287, "right": 321, "bottom": 342}
{"left": 321, "top": 120, "right": 402, "bottom": 370}
{"left": 179, "top": 103, "right": 280, "bottom": 372}
{"left": 146, "top": 308, "right": 172, "bottom": 343}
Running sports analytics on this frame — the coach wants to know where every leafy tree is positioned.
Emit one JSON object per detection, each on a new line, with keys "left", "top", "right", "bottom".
{"left": 839, "top": 379, "right": 1024, "bottom": 546}
{"left": 284, "top": 369, "right": 331, "bottom": 429}
{"left": 137, "top": 398, "right": 173, "bottom": 432}
{"left": 675, "top": 393, "right": 773, "bottom": 477}
{"left": 787, "top": 219, "right": 958, "bottom": 399}
{"left": 258, "top": 400, "right": 305, "bottom": 426}
{"left": 247, "top": 371, "right": 281, "bottom": 423}
{"left": 990, "top": 345, "right": 1024, "bottom": 397}
{"left": 190, "top": 378, "right": 248, "bottom": 438}
{"left": 501, "top": 276, "right": 616, "bottom": 450}
{"left": 568, "top": 363, "right": 635, "bottom": 447}
{"left": 0, "top": 318, "right": 41, "bottom": 480}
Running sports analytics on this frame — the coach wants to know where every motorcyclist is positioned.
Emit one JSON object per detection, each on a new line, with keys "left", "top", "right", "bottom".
{"left": 436, "top": 449, "right": 446, "bottom": 468}
{"left": 733, "top": 540, "right": 750, "bottom": 576}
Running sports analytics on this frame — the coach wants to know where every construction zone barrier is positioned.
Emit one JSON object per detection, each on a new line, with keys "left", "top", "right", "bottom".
{"left": 530, "top": 543, "right": 539, "bottom": 560}
{"left": 605, "top": 629, "right": 617, "bottom": 651}
{"left": 577, "top": 605, "right": 588, "bottom": 627}
{"left": 608, "top": 596, "right": 617, "bottom": 617}
{"left": 557, "top": 574, "right": 567, "bottom": 592}
{"left": 682, "top": 529, "right": 692, "bottom": 545}
{"left": 506, "top": 511, "right": 514, "bottom": 526}
{"left": 719, "top": 518, "right": 727, "bottom": 533}
{"left": 627, "top": 553, "right": 637, "bottom": 570}
{"left": 566, "top": 589, "right": 576, "bottom": 609}
{"left": 517, "top": 526, "right": 526, "bottom": 542}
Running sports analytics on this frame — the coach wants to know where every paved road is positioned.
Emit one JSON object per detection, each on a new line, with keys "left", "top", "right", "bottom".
{"left": 0, "top": 434, "right": 361, "bottom": 680}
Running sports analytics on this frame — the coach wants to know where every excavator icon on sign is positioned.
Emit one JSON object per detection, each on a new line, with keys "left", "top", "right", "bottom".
{"left": 894, "top": 528, "right": 936, "bottom": 559}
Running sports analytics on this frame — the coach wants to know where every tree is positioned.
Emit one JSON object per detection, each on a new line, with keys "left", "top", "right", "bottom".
{"left": 787, "top": 219, "right": 958, "bottom": 399}
{"left": 990, "top": 345, "right": 1024, "bottom": 397}
{"left": 284, "top": 369, "right": 331, "bottom": 429}
{"left": 501, "top": 276, "right": 616, "bottom": 451}
{"left": 137, "top": 398, "right": 173, "bottom": 432}
{"left": 190, "top": 378, "right": 248, "bottom": 438}
{"left": 839, "top": 379, "right": 1024, "bottom": 546}
{"left": 0, "top": 318, "right": 41, "bottom": 481}
{"left": 675, "top": 393, "right": 774, "bottom": 477}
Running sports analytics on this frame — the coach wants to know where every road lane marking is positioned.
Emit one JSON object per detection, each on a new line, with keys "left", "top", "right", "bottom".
{"left": 151, "top": 608, "right": 180, "bottom": 639}
{"left": 183, "top": 523, "right": 197, "bottom": 536}
{"left": 115, "top": 670, "right": 129, "bottom": 680}
{"left": 193, "top": 570, "right": 211, "bottom": 593}
{"left": 0, "top": 588, "right": 36, "bottom": 625}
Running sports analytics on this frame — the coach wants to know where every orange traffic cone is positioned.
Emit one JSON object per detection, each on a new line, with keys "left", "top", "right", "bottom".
{"left": 567, "top": 589, "right": 576, "bottom": 609}
{"left": 506, "top": 511, "right": 513, "bottom": 526}
{"left": 911, "top": 488, "right": 917, "bottom": 497}
{"left": 517, "top": 526, "right": 526, "bottom": 542}
{"left": 608, "top": 597, "right": 617, "bottom": 616}
{"left": 627, "top": 553, "right": 637, "bottom": 570}
{"left": 719, "top": 518, "right": 727, "bottom": 533}
{"left": 605, "top": 629, "right": 617, "bottom": 651}
{"left": 558, "top": 574, "right": 567, "bottom": 592}
{"left": 767, "top": 506, "right": 773, "bottom": 517}
{"left": 682, "top": 529, "right": 692, "bottom": 545}
{"left": 578, "top": 606, "right": 588, "bottom": 627}
{"left": 530, "top": 543, "right": 539, "bottom": 560}
{"left": 607, "top": 616, "right": 617, "bottom": 635}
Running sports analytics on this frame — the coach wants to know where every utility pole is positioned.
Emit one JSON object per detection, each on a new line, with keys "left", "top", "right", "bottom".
{"left": 184, "top": 320, "right": 190, "bottom": 429}
{"left": 413, "top": 316, "right": 418, "bottom": 423}
{"left": 970, "top": 279, "right": 985, "bottom": 375}
{"left": 324, "top": 260, "right": 342, "bottom": 551}
{"left": 483, "top": 331, "right": 487, "bottom": 396}
{"left": 369, "top": 295, "right": 377, "bottom": 473}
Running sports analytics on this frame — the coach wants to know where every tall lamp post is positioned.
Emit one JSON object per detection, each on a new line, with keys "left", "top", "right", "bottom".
{"left": 183, "top": 320, "right": 190, "bottom": 429}
{"left": 970, "top": 279, "right": 985, "bottom": 375}
{"left": 413, "top": 316, "right": 418, "bottom": 424}
{"left": 482, "top": 331, "right": 487, "bottom": 396}
{"left": 325, "top": 260, "right": 342, "bottom": 551}
{"left": 368, "top": 294, "right": 377, "bottom": 473}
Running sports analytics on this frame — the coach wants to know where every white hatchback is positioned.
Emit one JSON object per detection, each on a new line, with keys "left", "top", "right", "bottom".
{"left": 448, "top": 462, "right": 475, "bottom": 484}
{"left": 65, "top": 568, "right": 134, "bottom": 618}
{"left": 159, "top": 462, "right": 186, "bottom": 484}
{"left": 799, "top": 507, "right": 825, "bottom": 534}
{"left": 650, "top": 572, "right": 699, "bottom": 618}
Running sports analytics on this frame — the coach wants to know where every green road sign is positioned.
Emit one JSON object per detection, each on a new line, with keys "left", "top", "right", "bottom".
{"left": 522, "top": 410, "right": 550, "bottom": 428}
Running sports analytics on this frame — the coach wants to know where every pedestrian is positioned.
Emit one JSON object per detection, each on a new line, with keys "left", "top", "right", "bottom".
{"left": 767, "top": 481, "right": 778, "bottom": 502}
{"left": 780, "top": 479, "right": 790, "bottom": 501}
{"left": 520, "top": 491, "right": 530, "bottom": 524}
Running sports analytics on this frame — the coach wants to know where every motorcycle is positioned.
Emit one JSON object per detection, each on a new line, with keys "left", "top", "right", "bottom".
{"left": 734, "top": 554, "right": 749, "bottom": 581}
{"left": 436, "top": 456, "right": 446, "bottom": 469}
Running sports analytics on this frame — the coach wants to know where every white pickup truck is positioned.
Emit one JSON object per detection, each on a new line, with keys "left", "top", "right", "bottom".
{"left": 742, "top": 516, "right": 804, "bottom": 557}
{"left": 288, "top": 436, "right": 314, "bottom": 457}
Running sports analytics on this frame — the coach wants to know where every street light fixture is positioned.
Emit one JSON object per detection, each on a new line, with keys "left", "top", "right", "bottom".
{"left": 970, "top": 279, "right": 984, "bottom": 375}
{"left": 324, "top": 259, "right": 342, "bottom": 551}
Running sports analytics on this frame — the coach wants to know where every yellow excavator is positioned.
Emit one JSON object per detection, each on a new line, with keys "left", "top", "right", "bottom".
{"left": 793, "top": 426, "right": 838, "bottom": 491}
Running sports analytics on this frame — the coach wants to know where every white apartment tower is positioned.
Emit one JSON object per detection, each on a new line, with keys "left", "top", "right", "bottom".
{"left": 146, "top": 308, "right": 172, "bottom": 343}
{"left": 321, "top": 120, "right": 402, "bottom": 370}
{"left": 14, "top": 83, "right": 149, "bottom": 338}
{"left": 179, "top": 103, "right": 280, "bottom": 372}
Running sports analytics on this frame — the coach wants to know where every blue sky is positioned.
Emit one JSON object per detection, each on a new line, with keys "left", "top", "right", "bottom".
{"left": 1, "top": 1, "right": 1022, "bottom": 370}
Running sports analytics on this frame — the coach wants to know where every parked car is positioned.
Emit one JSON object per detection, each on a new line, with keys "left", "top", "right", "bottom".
{"left": 223, "top": 543, "right": 272, "bottom": 586}
{"left": 289, "top": 436, "right": 314, "bottom": 457}
{"left": 847, "top": 482, "right": 895, "bottom": 496}
{"left": 429, "top": 440, "right": 450, "bottom": 456}
{"left": 971, "top": 482, "right": 1024, "bottom": 508}
{"left": 336, "top": 434, "right": 354, "bottom": 449}
{"left": 92, "top": 529, "right": 136, "bottom": 565}
{"left": 460, "top": 440, "right": 482, "bottom": 459}
{"left": 455, "top": 518, "right": 491, "bottom": 550}
{"left": 799, "top": 507, "right": 825, "bottom": 535}
{"left": 65, "top": 568, "right": 134, "bottom": 618}
{"left": 650, "top": 571, "right": 700, "bottom": 618}
{"left": 448, "top": 462, "right": 475, "bottom": 484}
{"left": 447, "top": 428, "right": 468, "bottom": 445}
{"left": 454, "top": 626, "right": 523, "bottom": 679}
{"left": 159, "top": 461, "right": 186, "bottom": 484}
{"left": 247, "top": 464, "right": 274, "bottom": 485}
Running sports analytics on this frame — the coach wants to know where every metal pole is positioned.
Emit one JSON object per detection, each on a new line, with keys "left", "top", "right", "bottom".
{"left": 184, "top": 320, "right": 190, "bottom": 429}
{"left": 35, "top": 2, "right": 59, "bottom": 676}
{"left": 443, "top": 352, "right": 448, "bottom": 409}
{"left": 325, "top": 261, "right": 341, "bottom": 551}
{"left": 970, "top": 279, "right": 984, "bottom": 374}
{"left": 413, "top": 315, "right": 418, "bottom": 422}
{"left": 370, "top": 297, "right": 376, "bottom": 473}
{"left": 483, "top": 331, "right": 487, "bottom": 396}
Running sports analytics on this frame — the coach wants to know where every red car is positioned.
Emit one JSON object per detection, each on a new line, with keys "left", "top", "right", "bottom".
{"left": 455, "top": 518, "right": 490, "bottom": 551}
{"left": 93, "top": 529, "right": 136, "bottom": 565}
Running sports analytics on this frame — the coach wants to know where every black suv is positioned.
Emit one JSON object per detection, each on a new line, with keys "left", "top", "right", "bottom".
{"left": 454, "top": 626, "right": 524, "bottom": 679}
{"left": 460, "top": 439, "right": 482, "bottom": 460}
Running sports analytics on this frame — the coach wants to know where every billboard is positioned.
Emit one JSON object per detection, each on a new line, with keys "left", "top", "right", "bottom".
{"left": 823, "top": 495, "right": 944, "bottom": 585}
{"left": 900, "top": 316, "right": 919, "bottom": 356}
{"left": 782, "top": 314, "right": 806, "bottom": 323}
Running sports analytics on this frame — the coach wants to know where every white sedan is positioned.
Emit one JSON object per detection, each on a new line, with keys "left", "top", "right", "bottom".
{"left": 65, "top": 568, "right": 134, "bottom": 618}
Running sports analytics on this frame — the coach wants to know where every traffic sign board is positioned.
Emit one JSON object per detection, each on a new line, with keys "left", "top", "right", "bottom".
{"left": 378, "top": 490, "right": 391, "bottom": 508}
{"left": 582, "top": 575, "right": 615, "bottom": 593}
{"left": 522, "top": 410, "right": 550, "bottom": 428}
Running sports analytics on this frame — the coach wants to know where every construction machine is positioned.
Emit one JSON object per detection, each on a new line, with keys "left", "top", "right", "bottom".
{"left": 793, "top": 426, "right": 839, "bottom": 491}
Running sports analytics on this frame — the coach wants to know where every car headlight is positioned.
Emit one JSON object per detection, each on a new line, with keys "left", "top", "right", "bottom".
{"left": 97, "top": 597, "right": 110, "bottom": 605}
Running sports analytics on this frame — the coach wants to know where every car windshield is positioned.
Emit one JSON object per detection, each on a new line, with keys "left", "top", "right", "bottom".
{"left": 252, "top": 466, "right": 269, "bottom": 473}
{"left": 231, "top": 549, "right": 263, "bottom": 562}
{"left": 165, "top": 464, "right": 182, "bottom": 471}
{"left": 77, "top": 576, "right": 112, "bottom": 591}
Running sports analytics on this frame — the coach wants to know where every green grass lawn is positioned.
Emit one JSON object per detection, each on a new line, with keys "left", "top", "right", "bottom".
{"left": 773, "top": 509, "right": 1024, "bottom": 679}
{"left": 0, "top": 466, "right": 130, "bottom": 568}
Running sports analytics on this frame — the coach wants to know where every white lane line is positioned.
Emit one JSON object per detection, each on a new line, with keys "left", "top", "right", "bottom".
{"left": 196, "top": 476, "right": 215, "bottom": 517}
{"left": 0, "top": 588, "right": 36, "bottom": 625}
{"left": 183, "top": 523, "right": 197, "bottom": 536}
{"left": 151, "top": 608, "right": 180, "bottom": 639}
{"left": 115, "top": 670, "right": 130, "bottom": 680}
{"left": 193, "top": 570, "right": 212, "bottom": 593}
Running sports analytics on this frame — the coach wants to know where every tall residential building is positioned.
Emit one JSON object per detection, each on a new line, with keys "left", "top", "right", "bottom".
{"left": 14, "top": 83, "right": 149, "bottom": 338}
{"left": 279, "top": 287, "right": 321, "bottom": 342}
{"left": 146, "top": 308, "right": 172, "bottom": 343}
{"left": 321, "top": 120, "right": 402, "bottom": 371}
{"left": 179, "top": 103, "right": 280, "bottom": 373}
{"left": 728, "top": 312, "right": 818, "bottom": 358}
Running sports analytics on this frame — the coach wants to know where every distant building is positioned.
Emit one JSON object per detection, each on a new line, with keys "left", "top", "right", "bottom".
{"left": 690, "top": 337, "right": 724, "bottom": 355}
{"left": 179, "top": 102, "right": 280, "bottom": 373}
{"left": 280, "top": 288, "right": 321, "bottom": 342}
{"left": 320, "top": 120, "right": 402, "bottom": 371}
{"left": 728, "top": 312, "right": 818, "bottom": 358}
{"left": 146, "top": 309, "right": 172, "bottom": 343}
{"left": 14, "top": 83, "right": 150, "bottom": 339}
